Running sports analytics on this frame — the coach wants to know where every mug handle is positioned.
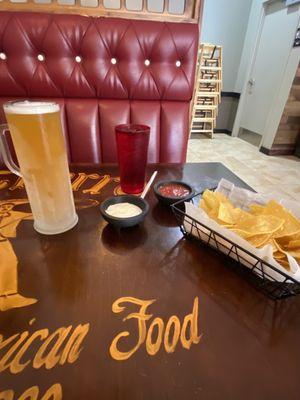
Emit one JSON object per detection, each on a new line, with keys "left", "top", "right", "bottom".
{"left": 0, "top": 124, "right": 21, "bottom": 177}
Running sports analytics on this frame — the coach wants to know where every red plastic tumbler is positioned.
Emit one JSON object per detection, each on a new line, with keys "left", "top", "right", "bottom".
{"left": 115, "top": 124, "right": 150, "bottom": 194}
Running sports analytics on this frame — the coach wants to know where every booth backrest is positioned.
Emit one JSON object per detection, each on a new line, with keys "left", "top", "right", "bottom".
{"left": 0, "top": 12, "right": 199, "bottom": 164}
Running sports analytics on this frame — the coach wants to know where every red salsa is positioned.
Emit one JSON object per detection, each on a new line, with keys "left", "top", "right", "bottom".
{"left": 158, "top": 183, "right": 190, "bottom": 198}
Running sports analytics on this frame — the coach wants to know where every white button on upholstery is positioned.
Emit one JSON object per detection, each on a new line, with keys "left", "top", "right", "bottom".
{"left": 37, "top": 54, "right": 45, "bottom": 62}
{"left": 0, "top": 52, "right": 6, "bottom": 60}
{"left": 144, "top": 59, "right": 150, "bottom": 66}
{"left": 175, "top": 60, "right": 181, "bottom": 67}
{"left": 111, "top": 57, "right": 117, "bottom": 65}
{"left": 75, "top": 55, "right": 82, "bottom": 63}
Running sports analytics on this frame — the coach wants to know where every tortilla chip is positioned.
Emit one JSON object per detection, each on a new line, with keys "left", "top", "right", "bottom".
{"left": 273, "top": 250, "right": 286, "bottom": 259}
{"left": 274, "top": 232, "right": 300, "bottom": 249}
{"left": 235, "top": 215, "right": 284, "bottom": 236}
{"left": 199, "top": 190, "right": 300, "bottom": 270}
{"left": 231, "top": 229, "right": 272, "bottom": 247}
{"left": 255, "top": 200, "right": 300, "bottom": 237}
{"left": 249, "top": 204, "right": 265, "bottom": 215}
{"left": 275, "top": 257, "right": 290, "bottom": 269}
{"left": 202, "top": 190, "right": 220, "bottom": 211}
{"left": 286, "top": 239, "right": 300, "bottom": 250}
{"left": 217, "top": 202, "right": 247, "bottom": 226}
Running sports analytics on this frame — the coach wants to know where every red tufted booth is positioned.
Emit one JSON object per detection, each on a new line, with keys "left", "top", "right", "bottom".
{"left": 0, "top": 12, "right": 199, "bottom": 165}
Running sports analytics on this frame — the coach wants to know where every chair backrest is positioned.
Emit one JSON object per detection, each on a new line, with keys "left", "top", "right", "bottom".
{"left": 0, "top": 10, "right": 199, "bottom": 164}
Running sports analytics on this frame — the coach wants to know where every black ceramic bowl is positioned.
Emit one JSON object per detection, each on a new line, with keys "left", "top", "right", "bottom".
{"left": 153, "top": 180, "right": 194, "bottom": 206}
{"left": 100, "top": 195, "right": 149, "bottom": 228}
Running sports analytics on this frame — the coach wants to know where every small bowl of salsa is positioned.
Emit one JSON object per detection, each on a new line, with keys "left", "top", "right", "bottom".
{"left": 153, "top": 180, "right": 194, "bottom": 205}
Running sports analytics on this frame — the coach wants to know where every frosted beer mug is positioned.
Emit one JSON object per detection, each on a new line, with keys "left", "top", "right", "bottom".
{"left": 0, "top": 100, "right": 78, "bottom": 234}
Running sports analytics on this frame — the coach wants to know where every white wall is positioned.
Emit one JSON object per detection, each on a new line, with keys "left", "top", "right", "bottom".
{"left": 201, "top": 0, "right": 253, "bottom": 92}
{"left": 235, "top": 0, "right": 265, "bottom": 93}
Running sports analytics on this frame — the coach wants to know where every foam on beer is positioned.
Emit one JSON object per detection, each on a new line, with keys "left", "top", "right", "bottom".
{"left": 4, "top": 100, "right": 59, "bottom": 114}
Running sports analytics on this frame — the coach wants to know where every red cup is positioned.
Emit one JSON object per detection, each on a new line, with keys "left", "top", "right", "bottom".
{"left": 115, "top": 124, "right": 150, "bottom": 194}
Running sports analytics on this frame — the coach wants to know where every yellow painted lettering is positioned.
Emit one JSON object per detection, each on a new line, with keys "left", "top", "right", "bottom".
{"left": 41, "top": 383, "right": 62, "bottom": 400}
{"left": 71, "top": 173, "right": 99, "bottom": 191}
{"left": 82, "top": 174, "right": 111, "bottom": 195}
{"left": 60, "top": 323, "right": 90, "bottom": 365}
{"left": 0, "top": 179, "right": 9, "bottom": 190}
{"left": 33, "top": 326, "right": 72, "bottom": 369}
{"left": 0, "top": 171, "right": 12, "bottom": 191}
{"left": 0, "top": 389, "right": 14, "bottom": 400}
{"left": 180, "top": 297, "right": 201, "bottom": 350}
{"left": 11, "top": 329, "right": 49, "bottom": 374}
{"left": 0, "top": 332, "right": 28, "bottom": 373}
{"left": 164, "top": 315, "right": 181, "bottom": 353}
{"left": 146, "top": 317, "right": 164, "bottom": 356}
{"left": 8, "top": 177, "right": 24, "bottom": 191}
{"left": 72, "top": 173, "right": 89, "bottom": 191}
{"left": 18, "top": 386, "right": 39, "bottom": 400}
{"left": 109, "top": 297, "right": 155, "bottom": 361}
{"left": 0, "top": 384, "right": 62, "bottom": 400}
{"left": 0, "top": 334, "right": 20, "bottom": 350}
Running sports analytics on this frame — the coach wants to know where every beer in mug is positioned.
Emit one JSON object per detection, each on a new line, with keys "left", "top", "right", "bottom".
{"left": 0, "top": 100, "right": 78, "bottom": 234}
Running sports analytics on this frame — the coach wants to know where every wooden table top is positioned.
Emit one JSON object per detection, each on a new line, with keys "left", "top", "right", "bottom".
{"left": 0, "top": 163, "right": 299, "bottom": 400}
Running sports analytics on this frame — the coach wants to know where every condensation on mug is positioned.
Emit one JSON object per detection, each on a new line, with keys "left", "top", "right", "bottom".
{"left": 1, "top": 100, "right": 78, "bottom": 235}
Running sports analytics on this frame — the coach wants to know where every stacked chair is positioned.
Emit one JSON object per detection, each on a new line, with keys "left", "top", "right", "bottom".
{"left": 191, "top": 43, "right": 222, "bottom": 138}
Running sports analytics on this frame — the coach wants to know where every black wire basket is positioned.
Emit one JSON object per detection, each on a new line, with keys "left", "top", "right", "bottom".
{"left": 171, "top": 191, "right": 300, "bottom": 300}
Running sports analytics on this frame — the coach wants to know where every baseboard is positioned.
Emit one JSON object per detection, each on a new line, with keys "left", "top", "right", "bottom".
{"left": 214, "top": 129, "right": 231, "bottom": 135}
{"left": 260, "top": 145, "right": 296, "bottom": 156}
{"left": 221, "top": 92, "right": 240, "bottom": 99}
{"left": 191, "top": 129, "right": 232, "bottom": 136}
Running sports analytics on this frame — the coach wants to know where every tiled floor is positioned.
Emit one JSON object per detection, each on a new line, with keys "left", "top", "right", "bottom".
{"left": 187, "top": 134, "right": 300, "bottom": 202}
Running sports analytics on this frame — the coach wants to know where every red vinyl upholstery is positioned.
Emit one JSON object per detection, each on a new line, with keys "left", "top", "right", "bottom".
{"left": 0, "top": 12, "right": 198, "bottom": 164}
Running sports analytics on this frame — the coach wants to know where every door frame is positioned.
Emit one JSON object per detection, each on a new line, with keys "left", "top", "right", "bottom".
{"left": 232, "top": 0, "right": 300, "bottom": 150}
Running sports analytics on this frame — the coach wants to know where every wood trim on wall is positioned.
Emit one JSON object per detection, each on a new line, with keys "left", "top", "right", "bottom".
{"left": 0, "top": 0, "right": 203, "bottom": 23}
{"left": 271, "top": 63, "right": 300, "bottom": 152}
{"left": 260, "top": 144, "right": 296, "bottom": 156}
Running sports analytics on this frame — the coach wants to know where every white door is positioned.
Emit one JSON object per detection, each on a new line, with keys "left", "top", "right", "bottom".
{"left": 239, "top": 0, "right": 299, "bottom": 136}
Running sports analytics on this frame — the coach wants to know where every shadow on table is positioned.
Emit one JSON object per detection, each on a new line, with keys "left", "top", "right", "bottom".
{"left": 101, "top": 224, "right": 148, "bottom": 255}
{"left": 151, "top": 203, "right": 178, "bottom": 228}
